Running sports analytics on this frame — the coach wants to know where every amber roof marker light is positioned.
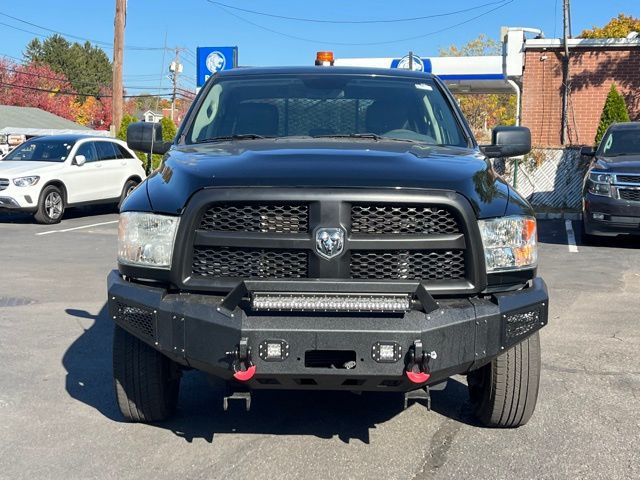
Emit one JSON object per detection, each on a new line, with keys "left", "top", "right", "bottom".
{"left": 315, "top": 51, "right": 334, "bottom": 66}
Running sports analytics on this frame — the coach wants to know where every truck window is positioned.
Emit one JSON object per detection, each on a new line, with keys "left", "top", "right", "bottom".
{"left": 187, "top": 74, "right": 468, "bottom": 147}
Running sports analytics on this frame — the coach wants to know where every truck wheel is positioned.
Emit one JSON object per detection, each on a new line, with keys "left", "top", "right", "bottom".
{"left": 34, "top": 185, "right": 65, "bottom": 224}
{"left": 467, "top": 332, "right": 541, "bottom": 428}
{"left": 112, "top": 325, "right": 180, "bottom": 422}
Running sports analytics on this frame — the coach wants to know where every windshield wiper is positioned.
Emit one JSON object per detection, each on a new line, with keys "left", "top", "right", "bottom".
{"left": 197, "top": 134, "right": 270, "bottom": 143}
{"left": 313, "top": 133, "right": 420, "bottom": 143}
{"left": 313, "top": 133, "right": 382, "bottom": 141}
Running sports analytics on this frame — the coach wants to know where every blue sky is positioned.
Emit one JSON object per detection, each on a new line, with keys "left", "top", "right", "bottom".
{"left": 0, "top": 0, "right": 637, "bottom": 94}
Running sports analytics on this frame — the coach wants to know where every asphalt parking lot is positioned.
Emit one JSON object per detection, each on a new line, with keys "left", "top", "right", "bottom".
{"left": 0, "top": 209, "right": 638, "bottom": 480}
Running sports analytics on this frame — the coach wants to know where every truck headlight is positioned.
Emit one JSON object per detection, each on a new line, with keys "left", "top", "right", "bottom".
{"left": 118, "top": 212, "right": 179, "bottom": 269}
{"left": 587, "top": 171, "right": 612, "bottom": 197}
{"left": 478, "top": 216, "right": 537, "bottom": 272}
{"left": 13, "top": 176, "right": 40, "bottom": 187}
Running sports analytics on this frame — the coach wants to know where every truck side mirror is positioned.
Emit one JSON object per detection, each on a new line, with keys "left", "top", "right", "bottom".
{"left": 580, "top": 146, "right": 596, "bottom": 157}
{"left": 126, "top": 122, "right": 171, "bottom": 155}
{"left": 480, "top": 126, "right": 531, "bottom": 158}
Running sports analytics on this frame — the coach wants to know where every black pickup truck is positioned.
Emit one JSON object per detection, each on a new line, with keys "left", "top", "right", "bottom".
{"left": 109, "top": 66, "right": 548, "bottom": 427}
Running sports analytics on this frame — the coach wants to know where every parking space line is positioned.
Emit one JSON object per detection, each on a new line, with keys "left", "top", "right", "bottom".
{"left": 565, "top": 220, "right": 579, "bottom": 253}
{"left": 36, "top": 220, "right": 118, "bottom": 236}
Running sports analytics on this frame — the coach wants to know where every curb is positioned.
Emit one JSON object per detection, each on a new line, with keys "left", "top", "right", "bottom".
{"left": 535, "top": 212, "right": 582, "bottom": 221}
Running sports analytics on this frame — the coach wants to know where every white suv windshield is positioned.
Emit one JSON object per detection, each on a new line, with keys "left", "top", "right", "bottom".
{"left": 4, "top": 139, "right": 74, "bottom": 162}
{"left": 187, "top": 74, "right": 469, "bottom": 147}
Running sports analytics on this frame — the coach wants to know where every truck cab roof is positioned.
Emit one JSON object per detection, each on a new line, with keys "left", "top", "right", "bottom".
{"left": 215, "top": 65, "right": 436, "bottom": 80}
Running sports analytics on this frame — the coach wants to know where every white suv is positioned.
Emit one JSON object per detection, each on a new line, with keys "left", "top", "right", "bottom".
{"left": 0, "top": 135, "right": 146, "bottom": 224}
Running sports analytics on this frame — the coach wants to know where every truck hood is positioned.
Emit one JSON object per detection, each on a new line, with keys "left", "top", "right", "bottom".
{"left": 0, "top": 161, "right": 63, "bottom": 177}
{"left": 144, "top": 139, "right": 517, "bottom": 218}
{"left": 595, "top": 155, "right": 640, "bottom": 173}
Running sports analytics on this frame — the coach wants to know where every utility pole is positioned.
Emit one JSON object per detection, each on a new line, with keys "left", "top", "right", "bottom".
{"left": 112, "top": 0, "right": 126, "bottom": 135}
{"left": 561, "top": 0, "right": 572, "bottom": 145}
{"left": 169, "top": 48, "right": 183, "bottom": 122}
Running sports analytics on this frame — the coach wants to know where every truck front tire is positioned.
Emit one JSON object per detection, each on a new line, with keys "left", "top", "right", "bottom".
{"left": 112, "top": 325, "right": 181, "bottom": 423}
{"left": 467, "top": 332, "right": 541, "bottom": 428}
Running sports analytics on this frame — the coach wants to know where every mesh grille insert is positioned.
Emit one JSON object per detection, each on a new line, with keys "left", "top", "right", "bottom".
{"left": 351, "top": 205, "right": 460, "bottom": 235}
{"left": 193, "top": 247, "right": 308, "bottom": 279}
{"left": 116, "top": 302, "right": 154, "bottom": 339}
{"left": 619, "top": 189, "right": 640, "bottom": 202}
{"left": 200, "top": 204, "right": 309, "bottom": 233}
{"left": 350, "top": 250, "right": 465, "bottom": 280}
{"left": 505, "top": 310, "right": 540, "bottom": 340}
{"left": 616, "top": 175, "right": 640, "bottom": 184}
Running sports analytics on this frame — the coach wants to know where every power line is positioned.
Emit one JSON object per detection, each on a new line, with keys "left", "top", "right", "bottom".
{"left": 1, "top": 65, "right": 108, "bottom": 88}
{"left": 0, "top": 80, "right": 174, "bottom": 98}
{"left": 0, "top": 52, "right": 26, "bottom": 63}
{"left": 206, "top": 0, "right": 510, "bottom": 24}
{"left": 2, "top": 64, "right": 185, "bottom": 89}
{"left": 0, "top": 11, "right": 167, "bottom": 51}
{"left": 212, "top": 0, "right": 514, "bottom": 46}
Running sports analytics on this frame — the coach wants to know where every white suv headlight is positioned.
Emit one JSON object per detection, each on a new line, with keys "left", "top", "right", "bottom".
{"left": 478, "top": 216, "right": 537, "bottom": 272}
{"left": 118, "top": 212, "right": 179, "bottom": 269}
{"left": 13, "top": 176, "right": 40, "bottom": 187}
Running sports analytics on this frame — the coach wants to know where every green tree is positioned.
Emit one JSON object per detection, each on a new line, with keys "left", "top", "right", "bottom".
{"left": 160, "top": 116, "right": 177, "bottom": 142}
{"left": 595, "top": 84, "right": 630, "bottom": 145}
{"left": 439, "top": 33, "right": 502, "bottom": 56}
{"left": 580, "top": 14, "right": 640, "bottom": 38}
{"left": 440, "top": 35, "right": 516, "bottom": 141}
{"left": 24, "top": 34, "right": 112, "bottom": 100}
{"left": 116, "top": 113, "right": 138, "bottom": 141}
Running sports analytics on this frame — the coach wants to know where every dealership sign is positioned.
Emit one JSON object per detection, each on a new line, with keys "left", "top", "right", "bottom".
{"left": 196, "top": 46, "right": 238, "bottom": 87}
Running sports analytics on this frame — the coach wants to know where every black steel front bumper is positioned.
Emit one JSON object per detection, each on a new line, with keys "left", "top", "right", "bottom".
{"left": 107, "top": 271, "right": 548, "bottom": 391}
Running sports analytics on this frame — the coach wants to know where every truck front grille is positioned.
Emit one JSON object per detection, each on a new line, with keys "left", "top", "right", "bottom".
{"left": 0, "top": 178, "right": 8, "bottom": 191}
{"left": 351, "top": 205, "right": 460, "bottom": 235}
{"left": 619, "top": 189, "right": 640, "bottom": 202}
{"left": 350, "top": 250, "right": 465, "bottom": 280}
{"left": 181, "top": 189, "right": 481, "bottom": 295}
{"left": 193, "top": 247, "right": 308, "bottom": 279}
{"left": 199, "top": 204, "right": 309, "bottom": 233}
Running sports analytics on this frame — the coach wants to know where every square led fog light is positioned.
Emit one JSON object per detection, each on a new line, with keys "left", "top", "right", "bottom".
{"left": 371, "top": 342, "right": 402, "bottom": 363}
{"left": 258, "top": 340, "right": 289, "bottom": 361}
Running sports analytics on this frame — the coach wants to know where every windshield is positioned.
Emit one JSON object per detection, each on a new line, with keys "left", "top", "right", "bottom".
{"left": 3, "top": 139, "right": 75, "bottom": 162}
{"left": 598, "top": 129, "right": 640, "bottom": 156}
{"left": 186, "top": 74, "right": 469, "bottom": 147}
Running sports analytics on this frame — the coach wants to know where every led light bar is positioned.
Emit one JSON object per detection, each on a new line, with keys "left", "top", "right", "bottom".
{"left": 251, "top": 293, "right": 411, "bottom": 313}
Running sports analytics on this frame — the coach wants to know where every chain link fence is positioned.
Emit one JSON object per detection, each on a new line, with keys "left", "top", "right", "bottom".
{"left": 494, "top": 147, "right": 586, "bottom": 210}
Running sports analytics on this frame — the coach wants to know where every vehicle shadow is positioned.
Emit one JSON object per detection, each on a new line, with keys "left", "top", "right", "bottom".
{"left": 537, "top": 219, "right": 639, "bottom": 249}
{"left": 62, "top": 304, "right": 479, "bottom": 443}
{"left": 0, "top": 204, "right": 117, "bottom": 224}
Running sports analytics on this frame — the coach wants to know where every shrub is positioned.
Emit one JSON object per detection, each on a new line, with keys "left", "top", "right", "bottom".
{"left": 595, "top": 84, "right": 630, "bottom": 145}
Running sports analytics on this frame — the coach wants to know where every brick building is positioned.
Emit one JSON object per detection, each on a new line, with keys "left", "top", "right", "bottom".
{"left": 521, "top": 38, "right": 640, "bottom": 147}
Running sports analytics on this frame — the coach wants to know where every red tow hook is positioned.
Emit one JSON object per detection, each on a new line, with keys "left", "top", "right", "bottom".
{"left": 230, "top": 337, "right": 256, "bottom": 382}
{"left": 233, "top": 365, "right": 256, "bottom": 382}
{"left": 405, "top": 339, "right": 436, "bottom": 384}
{"left": 406, "top": 370, "right": 431, "bottom": 384}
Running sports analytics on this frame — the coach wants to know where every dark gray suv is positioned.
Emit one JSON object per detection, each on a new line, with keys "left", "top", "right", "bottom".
{"left": 582, "top": 122, "right": 640, "bottom": 238}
